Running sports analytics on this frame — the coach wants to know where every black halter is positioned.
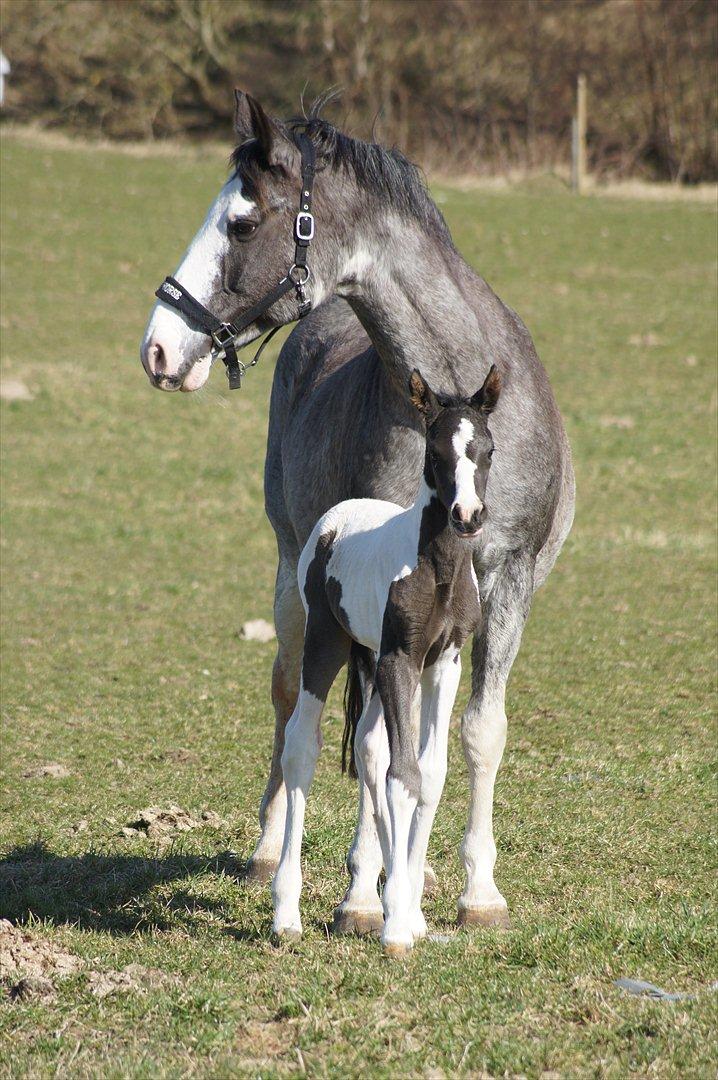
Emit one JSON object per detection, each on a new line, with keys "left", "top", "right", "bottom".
{"left": 154, "top": 132, "right": 316, "bottom": 389}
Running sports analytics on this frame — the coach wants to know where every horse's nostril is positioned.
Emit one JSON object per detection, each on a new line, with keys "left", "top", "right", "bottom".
{"left": 450, "top": 505, "right": 463, "bottom": 524}
{"left": 150, "top": 342, "right": 167, "bottom": 374}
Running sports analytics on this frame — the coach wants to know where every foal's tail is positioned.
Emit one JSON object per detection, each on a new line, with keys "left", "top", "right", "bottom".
{"left": 342, "top": 643, "right": 373, "bottom": 778}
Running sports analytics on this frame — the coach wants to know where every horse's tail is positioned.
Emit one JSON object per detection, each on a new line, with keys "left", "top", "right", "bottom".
{"left": 342, "top": 643, "right": 372, "bottom": 778}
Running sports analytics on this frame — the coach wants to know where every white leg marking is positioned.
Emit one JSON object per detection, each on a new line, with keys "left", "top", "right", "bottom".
{"left": 335, "top": 726, "right": 384, "bottom": 926}
{"left": 407, "top": 651, "right": 461, "bottom": 939}
{"left": 271, "top": 687, "right": 324, "bottom": 938}
{"left": 382, "top": 776, "right": 418, "bottom": 952}
{"left": 459, "top": 679, "right": 508, "bottom": 914}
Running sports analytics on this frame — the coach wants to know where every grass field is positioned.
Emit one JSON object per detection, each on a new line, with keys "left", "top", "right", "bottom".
{"left": 1, "top": 130, "right": 716, "bottom": 1078}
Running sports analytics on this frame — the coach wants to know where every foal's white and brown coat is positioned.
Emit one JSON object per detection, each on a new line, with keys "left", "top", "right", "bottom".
{"left": 272, "top": 366, "right": 501, "bottom": 954}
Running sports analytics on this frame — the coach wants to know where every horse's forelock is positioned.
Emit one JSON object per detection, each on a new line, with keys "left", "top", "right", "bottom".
{"left": 228, "top": 100, "right": 453, "bottom": 243}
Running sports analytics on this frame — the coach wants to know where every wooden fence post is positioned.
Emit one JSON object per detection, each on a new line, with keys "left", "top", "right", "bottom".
{"left": 572, "top": 73, "right": 587, "bottom": 193}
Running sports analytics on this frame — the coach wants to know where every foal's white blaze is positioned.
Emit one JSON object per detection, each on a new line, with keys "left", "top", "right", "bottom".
{"left": 452, "top": 418, "right": 482, "bottom": 520}
{"left": 140, "top": 176, "right": 256, "bottom": 390}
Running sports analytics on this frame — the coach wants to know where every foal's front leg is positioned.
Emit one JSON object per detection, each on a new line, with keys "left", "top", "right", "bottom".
{"left": 375, "top": 651, "right": 421, "bottom": 956}
{"left": 407, "top": 649, "right": 462, "bottom": 938}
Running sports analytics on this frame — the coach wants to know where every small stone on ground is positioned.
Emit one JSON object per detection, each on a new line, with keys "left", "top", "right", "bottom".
{"left": 240, "top": 618, "right": 276, "bottom": 643}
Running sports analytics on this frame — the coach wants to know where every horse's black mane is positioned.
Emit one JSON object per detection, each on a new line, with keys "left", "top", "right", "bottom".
{"left": 230, "top": 102, "right": 453, "bottom": 244}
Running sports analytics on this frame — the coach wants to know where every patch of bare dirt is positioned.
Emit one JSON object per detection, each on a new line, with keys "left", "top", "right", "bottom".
{"left": 599, "top": 415, "right": 635, "bottom": 429}
{"left": 0, "top": 920, "right": 81, "bottom": 1001}
{"left": 0, "top": 378, "right": 34, "bottom": 402}
{"left": 22, "top": 763, "right": 71, "bottom": 779}
{"left": 628, "top": 331, "right": 662, "bottom": 347}
{"left": 121, "top": 805, "right": 225, "bottom": 839}
{"left": 163, "top": 748, "right": 200, "bottom": 764}
{"left": 87, "top": 963, "right": 167, "bottom": 999}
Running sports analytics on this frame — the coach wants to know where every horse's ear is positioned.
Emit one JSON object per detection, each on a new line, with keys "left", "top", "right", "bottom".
{"left": 409, "top": 370, "right": 441, "bottom": 423}
{"left": 233, "top": 90, "right": 297, "bottom": 172}
{"left": 471, "top": 364, "right": 501, "bottom": 415}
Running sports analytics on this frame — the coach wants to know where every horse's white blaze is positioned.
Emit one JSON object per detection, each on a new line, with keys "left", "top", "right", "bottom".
{"left": 141, "top": 176, "right": 256, "bottom": 388}
{"left": 452, "top": 418, "right": 482, "bottom": 518}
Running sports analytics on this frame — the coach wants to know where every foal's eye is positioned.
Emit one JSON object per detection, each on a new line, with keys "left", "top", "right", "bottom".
{"left": 488, "top": 447, "right": 496, "bottom": 459}
{"left": 228, "top": 219, "right": 258, "bottom": 241}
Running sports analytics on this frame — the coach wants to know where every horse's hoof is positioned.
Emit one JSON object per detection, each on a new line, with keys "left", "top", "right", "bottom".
{"left": 457, "top": 902, "right": 510, "bottom": 930}
{"left": 242, "top": 857, "right": 278, "bottom": 885}
{"left": 423, "top": 864, "right": 438, "bottom": 895}
{"left": 382, "top": 940, "right": 413, "bottom": 959}
{"left": 332, "top": 906, "right": 384, "bottom": 936}
{"left": 273, "top": 926, "right": 302, "bottom": 944}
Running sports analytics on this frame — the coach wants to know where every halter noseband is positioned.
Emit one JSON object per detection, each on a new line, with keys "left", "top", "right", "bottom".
{"left": 154, "top": 132, "right": 316, "bottom": 389}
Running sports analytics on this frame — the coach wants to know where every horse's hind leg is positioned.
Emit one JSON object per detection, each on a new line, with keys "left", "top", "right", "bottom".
{"left": 458, "top": 552, "right": 534, "bottom": 928}
{"left": 245, "top": 558, "right": 305, "bottom": 883}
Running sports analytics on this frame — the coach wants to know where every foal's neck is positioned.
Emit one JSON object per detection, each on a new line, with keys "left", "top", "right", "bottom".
{"left": 336, "top": 210, "right": 488, "bottom": 397}
{"left": 410, "top": 462, "right": 471, "bottom": 583}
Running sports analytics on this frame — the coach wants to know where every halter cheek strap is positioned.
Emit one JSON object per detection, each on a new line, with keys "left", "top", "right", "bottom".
{"left": 154, "top": 132, "right": 316, "bottom": 390}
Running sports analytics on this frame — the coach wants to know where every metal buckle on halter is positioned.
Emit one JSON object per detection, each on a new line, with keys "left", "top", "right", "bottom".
{"left": 295, "top": 212, "right": 315, "bottom": 242}
{"left": 211, "top": 322, "right": 238, "bottom": 353}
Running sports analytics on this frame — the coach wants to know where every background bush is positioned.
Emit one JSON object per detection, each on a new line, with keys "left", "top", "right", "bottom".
{"left": 1, "top": 0, "right": 716, "bottom": 181}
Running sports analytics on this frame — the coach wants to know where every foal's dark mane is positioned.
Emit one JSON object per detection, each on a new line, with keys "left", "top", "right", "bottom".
{"left": 230, "top": 102, "right": 453, "bottom": 245}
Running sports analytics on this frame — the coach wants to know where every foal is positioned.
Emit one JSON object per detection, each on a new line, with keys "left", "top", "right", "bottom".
{"left": 272, "top": 365, "right": 501, "bottom": 955}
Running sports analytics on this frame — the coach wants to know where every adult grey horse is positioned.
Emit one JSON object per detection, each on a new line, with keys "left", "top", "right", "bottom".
{"left": 141, "top": 93, "right": 575, "bottom": 933}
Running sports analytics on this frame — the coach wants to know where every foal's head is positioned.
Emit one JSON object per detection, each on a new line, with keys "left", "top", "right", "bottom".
{"left": 409, "top": 366, "right": 501, "bottom": 539}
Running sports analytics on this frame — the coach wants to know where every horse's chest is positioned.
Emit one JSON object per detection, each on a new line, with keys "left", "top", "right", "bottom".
{"left": 386, "top": 559, "right": 481, "bottom": 669}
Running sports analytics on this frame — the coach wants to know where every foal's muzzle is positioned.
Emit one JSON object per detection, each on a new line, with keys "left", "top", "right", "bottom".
{"left": 451, "top": 504, "right": 486, "bottom": 538}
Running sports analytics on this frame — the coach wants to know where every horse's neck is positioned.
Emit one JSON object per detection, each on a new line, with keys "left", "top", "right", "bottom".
{"left": 337, "top": 213, "right": 489, "bottom": 396}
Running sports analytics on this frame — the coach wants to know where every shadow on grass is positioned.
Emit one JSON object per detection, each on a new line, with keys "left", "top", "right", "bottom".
{"left": 0, "top": 841, "right": 267, "bottom": 939}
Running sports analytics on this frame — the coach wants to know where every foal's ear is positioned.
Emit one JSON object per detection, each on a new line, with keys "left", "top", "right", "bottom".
{"left": 409, "top": 370, "right": 441, "bottom": 423}
{"left": 233, "top": 90, "right": 298, "bottom": 172}
{"left": 471, "top": 364, "right": 501, "bottom": 415}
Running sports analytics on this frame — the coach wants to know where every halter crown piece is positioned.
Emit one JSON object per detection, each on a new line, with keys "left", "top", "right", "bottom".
{"left": 154, "top": 132, "right": 317, "bottom": 389}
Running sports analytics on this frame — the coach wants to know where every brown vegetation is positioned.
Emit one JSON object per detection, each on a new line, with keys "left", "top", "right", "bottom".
{"left": 0, "top": 1, "right": 716, "bottom": 179}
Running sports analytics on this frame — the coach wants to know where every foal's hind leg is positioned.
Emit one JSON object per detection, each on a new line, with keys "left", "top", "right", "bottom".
{"left": 333, "top": 689, "right": 385, "bottom": 937}
{"left": 246, "top": 558, "right": 305, "bottom": 883}
{"left": 458, "top": 553, "right": 534, "bottom": 928}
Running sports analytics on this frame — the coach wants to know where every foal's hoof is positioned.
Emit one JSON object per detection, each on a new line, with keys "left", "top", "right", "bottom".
{"left": 332, "top": 906, "right": 384, "bottom": 937}
{"left": 423, "top": 864, "right": 438, "bottom": 895}
{"left": 242, "top": 856, "right": 278, "bottom": 885}
{"left": 382, "top": 940, "right": 413, "bottom": 959}
{"left": 457, "top": 902, "right": 510, "bottom": 930}
{"left": 273, "top": 927, "right": 302, "bottom": 944}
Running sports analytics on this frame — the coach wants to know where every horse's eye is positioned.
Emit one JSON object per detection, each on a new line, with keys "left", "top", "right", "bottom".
{"left": 488, "top": 447, "right": 496, "bottom": 459}
{"left": 228, "top": 219, "right": 258, "bottom": 240}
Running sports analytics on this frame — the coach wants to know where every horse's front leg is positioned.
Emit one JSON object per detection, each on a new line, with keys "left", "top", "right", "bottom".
{"left": 375, "top": 652, "right": 421, "bottom": 956}
{"left": 406, "top": 649, "right": 462, "bottom": 939}
{"left": 245, "top": 560, "right": 305, "bottom": 883}
{"left": 272, "top": 616, "right": 350, "bottom": 939}
{"left": 458, "top": 553, "right": 534, "bottom": 928}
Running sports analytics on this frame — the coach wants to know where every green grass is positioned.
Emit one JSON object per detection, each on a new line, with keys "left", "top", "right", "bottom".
{"left": 1, "top": 131, "right": 716, "bottom": 1078}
